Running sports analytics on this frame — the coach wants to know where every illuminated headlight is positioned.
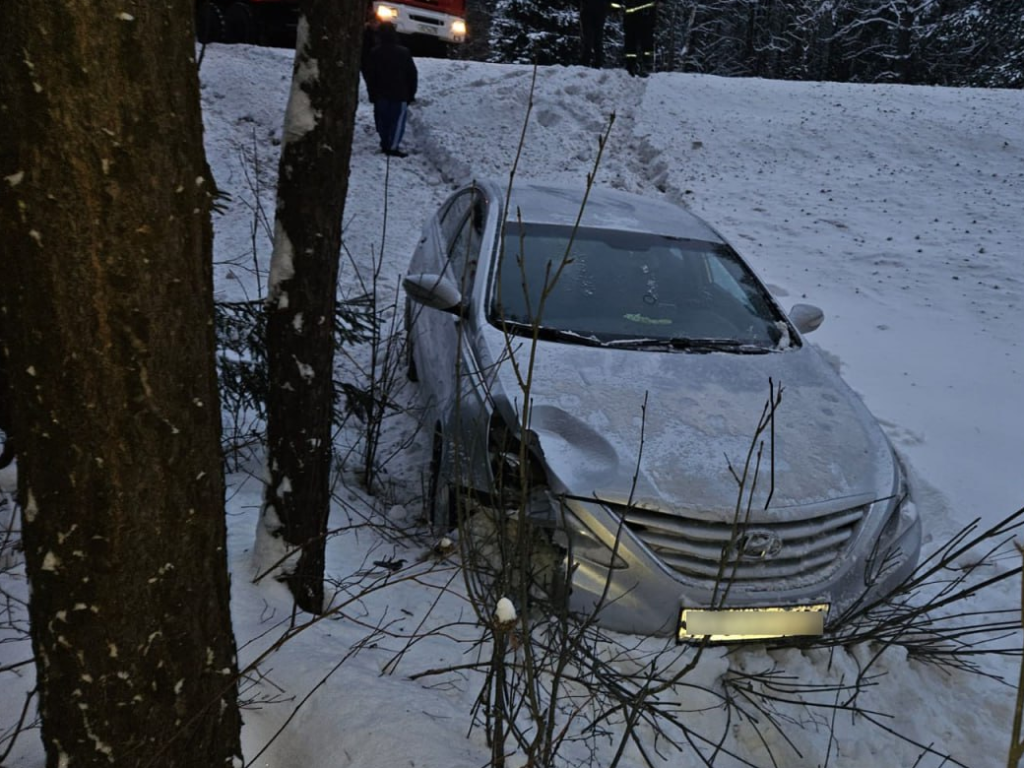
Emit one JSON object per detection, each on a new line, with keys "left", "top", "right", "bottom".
{"left": 376, "top": 5, "right": 397, "bottom": 21}
{"left": 451, "top": 19, "right": 467, "bottom": 37}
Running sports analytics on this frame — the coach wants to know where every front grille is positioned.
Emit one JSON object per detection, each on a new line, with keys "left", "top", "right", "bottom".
{"left": 409, "top": 14, "right": 442, "bottom": 26}
{"left": 620, "top": 504, "right": 866, "bottom": 587}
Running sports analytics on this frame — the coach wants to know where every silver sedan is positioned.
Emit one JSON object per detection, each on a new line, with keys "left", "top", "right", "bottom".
{"left": 403, "top": 180, "right": 921, "bottom": 640}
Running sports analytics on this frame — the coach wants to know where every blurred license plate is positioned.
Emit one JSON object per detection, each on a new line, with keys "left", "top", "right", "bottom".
{"left": 679, "top": 604, "right": 828, "bottom": 642}
{"left": 418, "top": 23, "right": 437, "bottom": 35}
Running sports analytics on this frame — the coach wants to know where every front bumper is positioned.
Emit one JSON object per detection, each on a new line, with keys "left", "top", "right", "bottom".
{"left": 552, "top": 493, "right": 922, "bottom": 639}
{"left": 374, "top": 3, "right": 466, "bottom": 44}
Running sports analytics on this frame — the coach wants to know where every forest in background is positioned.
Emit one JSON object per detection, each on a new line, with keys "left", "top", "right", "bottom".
{"left": 461, "top": 0, "right": 1023, "bottom": 87}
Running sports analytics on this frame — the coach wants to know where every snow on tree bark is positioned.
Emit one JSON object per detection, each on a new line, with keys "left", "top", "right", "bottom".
{"left": 260, "top": 0, "right": 365, "bottom": 614}
{"left": 0, "top": 2, "right": 242, "bottom": 765}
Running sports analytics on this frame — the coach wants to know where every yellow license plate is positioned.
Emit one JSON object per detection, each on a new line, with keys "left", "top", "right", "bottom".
{"left": 679, "top": 604, "right": 828, "bottom": 642}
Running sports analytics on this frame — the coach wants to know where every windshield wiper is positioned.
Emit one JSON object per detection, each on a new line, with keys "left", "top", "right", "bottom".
{"left": 603, "top": 337, "right": 662, "bottom": 348}
{"left": 496, "top": 320, "right": 606, "bottom": 347}
{"left": 607, "top": 337, "right": 772, "bottom": 353}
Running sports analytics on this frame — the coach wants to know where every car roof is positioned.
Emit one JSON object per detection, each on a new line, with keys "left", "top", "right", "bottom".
{"left": 496, "top": 181, "right": 724, "bottom": 242}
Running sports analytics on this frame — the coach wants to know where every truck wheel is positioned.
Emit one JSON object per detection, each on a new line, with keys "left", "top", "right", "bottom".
{"left": 195, "top": 0, "right": 226, "bottom": 43}
{"left": 225, "top": 2, "right": 259, "bottom": 45}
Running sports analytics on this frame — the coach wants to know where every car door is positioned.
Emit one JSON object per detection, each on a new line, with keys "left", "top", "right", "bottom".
{"left": 442, "top": 192, "right": 493, "bottom": 485}
{"left": 410, "top": 188, "right": 485, "bottom": 430}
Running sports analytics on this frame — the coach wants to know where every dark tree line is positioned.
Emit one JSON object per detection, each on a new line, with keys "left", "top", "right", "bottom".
{"left": 486, "top": 0, "right": 580, "bottom": 65}
{"left": 467, "top": 0, "right": 1023, "bottom": 86}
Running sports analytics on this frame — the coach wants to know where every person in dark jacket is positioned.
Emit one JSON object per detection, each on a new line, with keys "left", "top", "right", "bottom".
{"left": 360, "top": 9, "right": 378, "bottom": 94}
{"left": 579, "top": 0, "right": 611, "bottom": 68}
{"left": 365, "top": 22, "right": 418, "bottom": 158}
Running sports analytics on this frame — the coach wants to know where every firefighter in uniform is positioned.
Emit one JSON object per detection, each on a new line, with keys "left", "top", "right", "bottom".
{"left": 614, "top": 0, "right": 657, "bottom": 77}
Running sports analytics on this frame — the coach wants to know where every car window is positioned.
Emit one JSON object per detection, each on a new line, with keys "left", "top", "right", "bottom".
{"left": 492, "top": 223, "right": 786, "bottom": 348}
{"left": 440, "top": 191, "right": 474, "bottom": 245}
{"left": 707, "top": 256, "right": 745, "bottom": 302}
{"left": 447, "top": 214, "right": 482, "bottom": 293}
{"left": 444, "top": 192, "right": 486, "bottom": 295}
{"left": 702, "top": 246, "right": 782, "bottom": 324}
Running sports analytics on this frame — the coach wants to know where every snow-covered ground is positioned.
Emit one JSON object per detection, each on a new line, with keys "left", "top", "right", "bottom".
{"left": 3, "top": 43, "right": 1024, "bottom": 767}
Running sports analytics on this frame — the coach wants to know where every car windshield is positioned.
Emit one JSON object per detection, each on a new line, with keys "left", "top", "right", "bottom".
{"left": 490, "top": 223, "right": 790, "bottom": 349}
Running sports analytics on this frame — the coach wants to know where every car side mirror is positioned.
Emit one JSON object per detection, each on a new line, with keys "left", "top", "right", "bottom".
{"left": 403, "top": 273, "right": 464, "bottom": 316}
{"left": 789, "top": 303, "right": 824, "bottom": 334}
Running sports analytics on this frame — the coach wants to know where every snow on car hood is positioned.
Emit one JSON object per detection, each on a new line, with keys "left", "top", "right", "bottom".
{"left": 476, "top": 325, "right": 896, "bottom": 520}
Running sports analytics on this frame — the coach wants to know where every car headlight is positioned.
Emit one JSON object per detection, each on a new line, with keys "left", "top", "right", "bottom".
{"left": 554, "top": 498, "right": 628, "bottom": 570}
{"left": 865, "top": 475, "right": 916, "bottom": 584}
{"left": 883, "top": 458, "right": 918, "bottom": 538}
{"left": 488, "top": 414, "right": 547, "bottom": 506}
{"left": 567, "top": 521, "right": 628, "bottom": 569}
{"left": 451, "top": 19, "right": 467, "bottom": 37}
{"left": 376, "top": 5, "right": 397, "bottom": 22}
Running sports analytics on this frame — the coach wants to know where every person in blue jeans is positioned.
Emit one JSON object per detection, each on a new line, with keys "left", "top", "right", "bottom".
{"left": 364, "top": 22, "right": 418, "bottom": 158}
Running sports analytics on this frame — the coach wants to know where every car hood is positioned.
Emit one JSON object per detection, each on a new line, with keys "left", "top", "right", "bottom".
{"left": 476, "top": 325, "right": 896, "bottom": 520}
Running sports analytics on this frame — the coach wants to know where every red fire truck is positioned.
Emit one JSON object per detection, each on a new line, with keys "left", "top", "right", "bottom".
{"left": 371, "top": 1, "right": 467, "bottom": 46}
{"left": 196, "top": 0, "right": 467, "bottom": 50}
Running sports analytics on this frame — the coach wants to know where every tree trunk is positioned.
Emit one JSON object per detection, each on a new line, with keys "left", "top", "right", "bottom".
{"left": 0, "top": 2, "right": 243, "bottom": 766}
{"left": 259, "top": 0, "right": 365, "bottom": 613}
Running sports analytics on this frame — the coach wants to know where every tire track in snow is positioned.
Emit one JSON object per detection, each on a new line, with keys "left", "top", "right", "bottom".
{"left": 410, "top": 61, "right": 683, "bottom": 197}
